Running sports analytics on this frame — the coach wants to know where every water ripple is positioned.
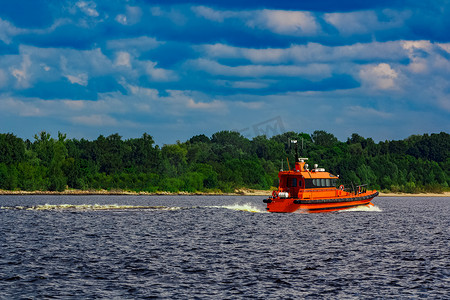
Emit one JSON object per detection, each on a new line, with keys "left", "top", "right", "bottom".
{"left": 0, "top": 195, "right": 449, "bottom": 299}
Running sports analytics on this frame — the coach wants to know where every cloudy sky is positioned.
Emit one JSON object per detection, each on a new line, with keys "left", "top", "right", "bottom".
{"left": 1, "top": 0, "right": 449, "bottom": 144}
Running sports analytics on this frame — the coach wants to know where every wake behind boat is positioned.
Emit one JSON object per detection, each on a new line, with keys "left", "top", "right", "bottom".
{"left": 263, "top": 140, "right": 378, "bottom": 213}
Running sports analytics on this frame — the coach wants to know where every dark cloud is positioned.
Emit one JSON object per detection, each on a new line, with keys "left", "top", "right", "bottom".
{"left": 18, "top": 24, "right": 101, "bottom": 50}
{"left": 140, "top": 41, "right": 197, "bottom": 68}
{"left": 0, "top": 41, "right": 18, "bottom": 55}
{"left": 17, "top": 75, "right": 129, "bottom": 101}
{"left": 19, "top": 80, "right": 98, "bottom": 100}
{"left": 405, "top": 7, "right": 450, "bottom": 42}
{"left": 140, "top": 0, "right": 402, "bottom": 12}
{"left": 87, "top": 76, "right": 127, "bottom": 94}
{"left": 0, "top": 0, "right": 54, "bottom": 28}
{"left": 269, "top": 74, "right": 360, "bottom": 93}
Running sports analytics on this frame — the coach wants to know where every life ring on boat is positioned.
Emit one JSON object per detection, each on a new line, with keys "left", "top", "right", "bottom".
{"left": 339, "top": 185, "right": 345, "bottom": 190}
{"left": 272, "top": 190, "right": 278, "bottom": 198}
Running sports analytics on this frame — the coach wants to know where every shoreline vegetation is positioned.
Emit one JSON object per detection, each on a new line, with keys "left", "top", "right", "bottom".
{"left": 0, "top": 189, "right": 449, "bottom": 197}
{"left": 1, "top": 131, "right": 449, "bottom": 195}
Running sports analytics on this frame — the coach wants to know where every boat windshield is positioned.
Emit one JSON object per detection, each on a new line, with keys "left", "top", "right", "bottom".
{"left": 305, "top": 178, "right": 337, "bottom": 188}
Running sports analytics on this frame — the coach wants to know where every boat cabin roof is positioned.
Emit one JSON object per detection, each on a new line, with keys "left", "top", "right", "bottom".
{"left": 279, "top": 161, "right": 338, "bottom": 179}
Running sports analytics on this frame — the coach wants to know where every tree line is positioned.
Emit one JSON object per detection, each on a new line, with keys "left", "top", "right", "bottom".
{"left": 0, "top": 130, "right": 448, "bottom": 193}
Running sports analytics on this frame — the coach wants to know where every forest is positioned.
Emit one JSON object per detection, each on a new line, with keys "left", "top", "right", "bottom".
{"left": 0, "top": 130, "right": 449, "bottom": 194}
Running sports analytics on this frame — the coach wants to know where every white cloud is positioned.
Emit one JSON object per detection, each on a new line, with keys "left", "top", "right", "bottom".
{"left": 72, "top": 114, "right": 118, "bottom": 126}
{"left": 248, "top": 10, "right": 319, "bottom": 36}
{"left": 234, "top": 101, "right": 264, "bottom": 110}
{"left": 115, "top": 5, "right": 142, "bottom": 25}
{"left": 150, "top": 7, "right": 163, "bottom": 17}
{"left": 230, "top": 80, "right": 270, "bottom": 89}
{"left": 145, "top": 61, "right": 177, "bottom": 81}
{"left": 76, "top": 1, "right": 99, "bottom": 17}
{"left": 192, "top": 6, "right": 319, "bottom": 36}
{"left": 199, "top": 41, "right": 407, "bottom": 65}
{"left": 198, "top": 43, "right": 239, "bottom": 58}
{"left": 325, "top": 11, "right": 378, "bottom": 35}
{"left": 0, "top": 18, "right": 23, "bottom": 44}
{"left": 10, "top": 54, "right": 31, "bottom": 88}
{"left": 0, "top": 69, "right": 7, "bottom": 88}
{"left": 213, "top": 79, "right": 272, "bottom": 90}
{"left": 63, "top": 100, "right": 85, "bottom": 110}
{"left": 437, "top": 43, "right": 450, "bottom": 54}
{"left": 107, "top": 36, "right": 161, "bottom": 53}
{"left": 186, "top": 98, "right": 226, "bottom": 110}
{"left": 401, "top": 40, "right": 434, "bottom": 74}
{"left": 366, "top": 41, "right": 450, "bottom": 78}
{"left": 347, "top": 106, "right": 393, "bottom": 119}
{"left": 149, "top": 6, "right": 187, "bottom": 25}
{"left": 40, "top": 64, "right": 51, "bottom": 71}
{"left": 324, "top": 10, "right": 408, "bottom": 35}
{"left": 116, "top": 14, "right": 127, "bottom": 25}
{"left": 359, "top": 63, "right": 398, "bottom": 90}
{"left": 188, "top": 58, "right": 330, "bottom": 79}
{"left": 402, "top": 40, "right": 433, "bottom": 52}
{"left": 127, "top": 85, "right": 160, "bottom": 98}
{"left": 162, "top": 90, "right": 228, "bottom": 115}
{"left": 58, "top": 48, "right": 113, "bottom": 77}
{"left": 408, "top": 57, "right": 428, "bottom": 74}
{"left": 0, "top": 97, "right": 43, "bottom": 117}
{"left": 115, "top": 52, "right": 131, "bottom": 67}
{"left": 437, "top": 96, "right": 450, "bottom": 112}
{"left": 0, "top": 46, "right": 118, "bottom": 92}
{"left": 192, "top": 6, "right": 237, "bottom": 22}
{"left": 64, "top": 73, "right": 88, "bottom": 86}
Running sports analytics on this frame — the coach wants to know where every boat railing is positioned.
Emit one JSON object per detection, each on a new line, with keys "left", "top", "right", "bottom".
{"left": 292, "top": 184, "right": 370, "bottom": 199}
{"left": 301, "top": 186, "right": 369, "bottom": 196}
{"left": 355, "top": 184, "right": 368, "bottom": 195}
{"left": 342, "top": 183, "right": 369, "bottom": 195}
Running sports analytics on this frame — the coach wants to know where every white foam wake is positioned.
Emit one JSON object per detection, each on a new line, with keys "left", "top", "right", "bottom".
{"left": 1, "top": 204, "right": 182, "bottom": 211}
{"left": 341, "top": 204, "right": 382, "bottom": 212}
{"left": 206, "top": 203, "right": 267, "bottom": 213}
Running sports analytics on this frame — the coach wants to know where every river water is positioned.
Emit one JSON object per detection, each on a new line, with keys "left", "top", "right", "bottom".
{"left": 1, "top": 195, "right": 449, "bottom": 299}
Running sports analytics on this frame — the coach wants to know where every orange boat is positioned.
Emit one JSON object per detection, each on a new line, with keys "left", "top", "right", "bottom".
{"left": 263, "top": 142, "right": 378, "bottom": 213}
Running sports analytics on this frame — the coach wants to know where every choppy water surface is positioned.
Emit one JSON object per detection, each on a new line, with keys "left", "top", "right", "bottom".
{"left": 1, "top": 195, "right": 449, "bottom": 299}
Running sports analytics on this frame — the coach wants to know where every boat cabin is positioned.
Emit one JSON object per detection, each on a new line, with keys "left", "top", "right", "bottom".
{"left": 277, "top": 158, "right": 339, "bottom": 199}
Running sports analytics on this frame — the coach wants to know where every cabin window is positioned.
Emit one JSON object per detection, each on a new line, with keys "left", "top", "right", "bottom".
{"left": 287, "top": 177, "right": 297, "bottom": 187}
{"left": 304, "top": 178, "right": 338, "bottom": 188}
{"left": 305, "top": 179, "right": 314, "bottom": 188}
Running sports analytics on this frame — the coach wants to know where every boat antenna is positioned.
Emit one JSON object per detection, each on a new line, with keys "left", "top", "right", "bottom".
{"left": 301, "top": 138, "right": 304, "bottom": 156}
{"left": 291, "top": 139, "right": 298, "bottom": 162}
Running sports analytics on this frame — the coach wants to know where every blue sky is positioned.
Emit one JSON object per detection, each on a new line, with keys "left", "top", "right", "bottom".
{"left": 0, "top": 0, "right": 449, "bottom": 144}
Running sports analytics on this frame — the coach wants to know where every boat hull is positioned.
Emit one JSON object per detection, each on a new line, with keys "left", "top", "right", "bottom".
{"left": 265, "top": 191, "right": 379, "bottom": 213}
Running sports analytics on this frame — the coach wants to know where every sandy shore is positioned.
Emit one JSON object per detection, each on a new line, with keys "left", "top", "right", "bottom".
{"left": 1, "top": 189, "right": 448, "bottom": 197}
{"left": 378, "top": 192, "right": 450, "bottom": 197}
{"left": 0, "top": 188, "right": 271, "bottom": 196}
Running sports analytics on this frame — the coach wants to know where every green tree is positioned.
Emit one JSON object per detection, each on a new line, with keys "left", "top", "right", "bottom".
{"left": 126, "top": 133, "right": 160, "bottom": 172}
{"left": 0, "top": 133, "right": 25, "bottom": 165}
{"left": 312, "top": 130, "right": 338, "bottom": 147}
